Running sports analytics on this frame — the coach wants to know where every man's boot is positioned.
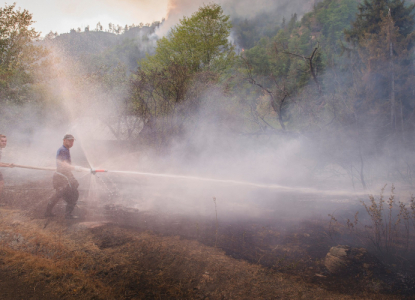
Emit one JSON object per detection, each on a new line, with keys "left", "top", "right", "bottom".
{"left": 65, "top": 188, "right": 79, "bottom": 219}
{"left": 45, "top": 193, "right": 60, "bottom": 218}
{"left": 44, "top": 202, "right": 55, "bottom": 217}
{"left": 65, "top": 202, "right": 78, "bottom": 219}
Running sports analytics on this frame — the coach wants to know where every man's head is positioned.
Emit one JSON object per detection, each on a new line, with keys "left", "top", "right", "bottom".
{"left": 0, "top": 135, "right": 6, "bottom": 148}
{"left": 63, "top": 134, "right": 75, "bottom": 149}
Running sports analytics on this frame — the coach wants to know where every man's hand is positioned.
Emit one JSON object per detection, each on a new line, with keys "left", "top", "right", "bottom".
{"left": 73, "top": 166, "right": 83, "bottom": 172}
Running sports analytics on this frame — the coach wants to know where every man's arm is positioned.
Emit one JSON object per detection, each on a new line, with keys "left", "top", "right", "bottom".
{"left": 56, "top": 160, "right": 74, "bottom": 171}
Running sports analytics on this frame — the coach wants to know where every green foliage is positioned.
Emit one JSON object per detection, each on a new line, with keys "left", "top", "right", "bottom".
{"left": 49, "top": 22, "right": 161, "bottom": 72}
{"left": 142, "top": 3, "right": 235, "bottom": 74}
{"left": 239, "top": 10, "right": 327, "bottom": 131}
{"left": 345, "top": 0, "right": 415, "bottom": 45}
{"left": 342, "top": 0, "right": 415, "bottom": 133}
{"left": 303, "top": 0, "right": 359, "bottom": 54}
{"left": 232, "top": 14, "right": 281, "bottom": 49}
{"left": 239, "top": 0, "right": 359, "bottom": 125}
{"left": 0, "top": 3, "right": 47, "bottom": 102}
{"left": 129, "top": 4, "right": 236, "bottom": 148}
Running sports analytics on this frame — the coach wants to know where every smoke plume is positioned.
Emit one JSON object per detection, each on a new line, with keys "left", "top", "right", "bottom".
{"left": 157, "top": 0, "right": 316, "bottom": 36}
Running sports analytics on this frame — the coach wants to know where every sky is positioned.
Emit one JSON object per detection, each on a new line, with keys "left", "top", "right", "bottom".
{"left": 15, "top": 0, "right": 313, "bottom": 36}
{"left": 14, "top": 0, "right": 169, "bottom": 35}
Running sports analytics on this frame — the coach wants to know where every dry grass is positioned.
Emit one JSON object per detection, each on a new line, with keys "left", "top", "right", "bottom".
{"left": 0, "top": 207, "right": 401, "bottom": 299}
{"left": 0, "top": 210, "right": 111, "bottom": 299}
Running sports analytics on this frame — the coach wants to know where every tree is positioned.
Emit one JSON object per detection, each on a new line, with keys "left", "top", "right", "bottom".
{"left": 0, "top": 3, "right": 46, "bottom": 102}
{"left": 239, "top": 11, "right": 325, "bottom": 133}
{"left": 301, "top": 0, "right": 358, "bottom": 56}
{"left": 345, "top": 0, "right": 415, "bottom": 45}
{"left": 96, "top": 22, "right": 102, "bottom": 31}
{"left": 344, "top": 0, "right": 415, "bottom": 135}
{"left": 142, "top": 3, "right": 235, "bottom": 74}
{"left": 323, "top": 0, "right": 415, "bottom": 187}
{"left": 130, "top": 4, "right": 235, "bottom": 148}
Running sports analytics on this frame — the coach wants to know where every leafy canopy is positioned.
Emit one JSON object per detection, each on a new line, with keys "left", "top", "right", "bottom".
{"left": 345, "top": 0, "right": 415, "bottom": 45}
{"left": 142, "top": 3, "right": 234, "bottom": 73}
{"left": 0, "top": 3, "right": 46, "bottom": 101}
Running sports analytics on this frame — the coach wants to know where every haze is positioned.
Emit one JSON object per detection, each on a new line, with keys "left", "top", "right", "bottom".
{"left": 14, "top": 0, "right": 169, "bottom": 34}
{"left": 16, "top": 0, "right": 315, "bottom": 35}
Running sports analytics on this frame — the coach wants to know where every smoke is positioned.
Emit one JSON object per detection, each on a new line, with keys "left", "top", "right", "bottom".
{"left": 157, "top": 0, "right": 315, "bottom": 36}
{"left": 0, "top": 42, "right": 369, "bottom": 224}
{"left": 3, "top": 0, "right": 405, "bottom": 226}
{"left": 23, "top": 0, "right": 313, "bottom": 36}
{"left": 75, "top": 75, "right": 368, "bottom": 221}
{"left": 57, "top": 0, "right": 169, "bottom": 22}
{"left": 1, "top": 42, "right": 131, "bottom": 182}
{"left": 17, "top": 0, "right": 169, "bottom": 34}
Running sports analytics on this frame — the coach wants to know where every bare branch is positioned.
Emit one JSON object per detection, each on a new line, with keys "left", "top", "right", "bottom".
{"left": 282, "top": 46, "right": 322, "bottom": 95}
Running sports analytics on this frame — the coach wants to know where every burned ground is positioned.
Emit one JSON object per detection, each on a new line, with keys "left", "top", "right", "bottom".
{"left": 0, "top": 180, "right": 413, "bottom": 299}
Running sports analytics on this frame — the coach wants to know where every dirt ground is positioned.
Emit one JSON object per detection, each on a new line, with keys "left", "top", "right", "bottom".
{"left": 0, "top": 181, "right": 412, "bottom": 299}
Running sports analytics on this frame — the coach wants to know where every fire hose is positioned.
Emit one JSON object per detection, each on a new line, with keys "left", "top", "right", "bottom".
{"left": 0, "top": 164, "right": 108, "bottom": 175}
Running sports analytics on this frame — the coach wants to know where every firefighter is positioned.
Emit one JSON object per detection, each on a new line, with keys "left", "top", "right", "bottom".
{"left": 45, "top": 134, "right": 81, "bottom": 219}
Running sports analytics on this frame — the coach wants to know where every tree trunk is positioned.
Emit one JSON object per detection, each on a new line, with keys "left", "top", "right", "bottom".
{"left": 389, "top": 9, "right": 396, "bottom": 132}
{"left": 390, "top": 40, "right": 396, "bottom": 132}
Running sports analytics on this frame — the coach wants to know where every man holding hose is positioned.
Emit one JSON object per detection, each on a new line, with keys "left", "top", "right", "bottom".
{"left": 0, "top": 134, "right": 14, "bottom": 200}
{"left": 45, "top": 134, "right": 81, "bottom": 219}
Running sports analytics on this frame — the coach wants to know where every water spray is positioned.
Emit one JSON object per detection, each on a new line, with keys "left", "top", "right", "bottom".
{"left": 1, "top": 164, "right": 369, "bottom": 197}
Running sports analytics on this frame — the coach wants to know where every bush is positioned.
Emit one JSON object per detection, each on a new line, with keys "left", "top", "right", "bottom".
{"left": 329, "top": 184, "right": 415, "bottom": 267}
